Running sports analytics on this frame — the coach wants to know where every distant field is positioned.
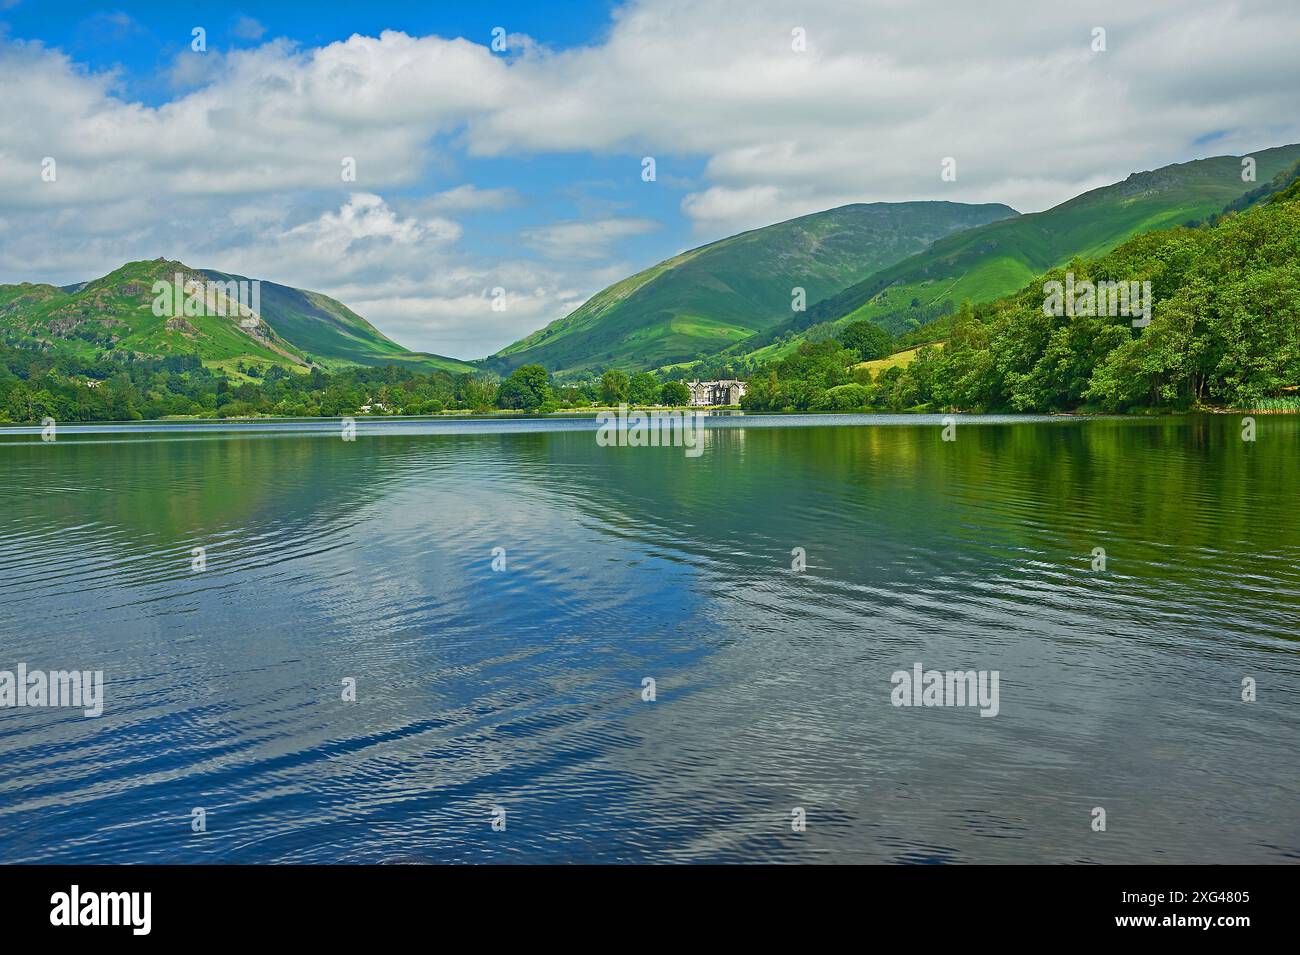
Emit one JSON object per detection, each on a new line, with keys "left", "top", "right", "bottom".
{"left": 855, "top": 342, "right": 946, "bottom": 374}
{"left": 204, "top": 357, "right": 312, "bottom": 382}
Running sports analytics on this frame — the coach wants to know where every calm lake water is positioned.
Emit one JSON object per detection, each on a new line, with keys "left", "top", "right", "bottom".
{"left": 1, "top": 414, "right": 1297, "bottom": 864}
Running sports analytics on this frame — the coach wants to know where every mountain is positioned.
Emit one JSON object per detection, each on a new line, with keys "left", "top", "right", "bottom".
{"left": 484, "top": 201, "right": 1017, "bottom": 376}
{"left": 738, "top": 144, "right": 1300, "bottom": 361}
{"left": 740, "top": 154, "right": 1300, "bottom": 415}
{"left": 197, "top": 269, "right": 472, "bottom": 373}
{"left": 0, "top": 259, "right": 474, "bottom": 376}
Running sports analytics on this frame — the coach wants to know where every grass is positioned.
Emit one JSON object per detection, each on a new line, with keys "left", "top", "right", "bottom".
{"left": 855, "top": 342, "right": 946, "bottom": 374}
{"left": 203, "top": 357, "right": 312, "bottom": 382}
{"left": 1238, "top": 396, "right": 1300, "bottom": 412}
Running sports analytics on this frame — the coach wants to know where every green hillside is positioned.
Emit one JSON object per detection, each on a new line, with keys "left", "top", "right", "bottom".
{"left": 200, "top": 269, "right": 474, "bottom": 374}
{"left": 737, "top": 144, "right": 1300, "bottom": 361}
{"left": 740, "top": 159, "right": 1300, "bottom": 414}
{"left": 0, "top": 260, "right": 306, "bottom": 371}
{"left": 485, "top": 201, "right": 1017, "bottom": 376}
{"left": 0, "top": 259, "right": 473, "bottom": 376}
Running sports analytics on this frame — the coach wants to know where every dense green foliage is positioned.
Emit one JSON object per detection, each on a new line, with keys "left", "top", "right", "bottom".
{"left": 659, "top": 380, "right": 691, "bottom": 405}
{"left": 599, "top": 369, "right": 630, "bottom": 404}
{"left": 0, "top": 342, "right": 706, "bottom": 422}
{"left": 837, "top": 320, "right": 894, "bottom": 362}
{"left": 0, "top": 342, "right": 501, "bottom": 423}
{"left": 629, "top": 371, "right": 660, "bottom": 405}
{"left": 743, "top": 180, "right": 1300, "bottom": 413}
{"left": 742, "top": 340, "right": 865, "bottom": 411}
{"left": 496, "top": 363, "right": 552, "bottom": 410}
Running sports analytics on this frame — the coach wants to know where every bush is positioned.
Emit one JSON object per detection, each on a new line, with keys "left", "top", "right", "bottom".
{"left": 817, "top": 383, "right": 872, "bottom": 411}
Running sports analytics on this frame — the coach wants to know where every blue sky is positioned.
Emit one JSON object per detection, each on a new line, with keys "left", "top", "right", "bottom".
{"left": 2, "top": 1, "right": 618, "bottom": 76}
{"left": 1, "top": 0, "right": 1297, "bottom": 358}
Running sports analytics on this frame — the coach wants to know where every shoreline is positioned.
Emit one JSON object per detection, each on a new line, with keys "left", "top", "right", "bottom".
{"left": 0, "top": 406, "right": 1285, "bottom": 429}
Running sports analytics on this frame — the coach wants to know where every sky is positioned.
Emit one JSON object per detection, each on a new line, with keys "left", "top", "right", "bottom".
{"left": 1, "top": 0, "right": 1298, "bottom": 359}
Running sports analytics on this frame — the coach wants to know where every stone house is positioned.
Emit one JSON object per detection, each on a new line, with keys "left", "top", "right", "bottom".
{"left": 687, "top": 379, "right": 747, "bottom": 407}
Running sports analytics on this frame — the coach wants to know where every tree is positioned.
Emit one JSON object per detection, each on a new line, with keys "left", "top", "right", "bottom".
{"left": 497, "top": 364, "right": 551, "bottom": 410}
{"left": 628, "top": 371, "right": 659, "bottom": 405}
{"left": 599, "top": 369, "right": 629, "bottom": 405}
{"left": 457, "top": 374, "right": 498, "bottom": 411}
{"left": 660, "top": 380, "right": 691, "bottom": 406}
{"left": 837, "top": 320, "right": 894, "bottom": 362}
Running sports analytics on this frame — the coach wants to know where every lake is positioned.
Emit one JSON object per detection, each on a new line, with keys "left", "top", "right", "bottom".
{"left": 1, "top": 413, "right": 1296, "bottom": 863}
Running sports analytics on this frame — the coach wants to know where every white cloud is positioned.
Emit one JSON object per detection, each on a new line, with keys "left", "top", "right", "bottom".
{"left": 521, "top": 217, "right": 659, "bottom": 259}
{"left": 465, "top": 0, "right": 1300, "bottom": 234}
{"left": 274, "top": 192, "right": 461, "bottom": 260}
{"left": 315, "top": 257, "right": 630, "bottom": 357}
{"left": 192, "top": 195, "right": 622, "bottom": 357}
{"left": 680, "top": 185, "right": 813, "bottom": 238}
{"left": 410, "top": 184, "right": 521, "bottom": 214}
{"left": 0, "top": 33, "right": 509, "bottom": 209}
{"left": 168, "top": 49, "right": 226, "bottom": 89}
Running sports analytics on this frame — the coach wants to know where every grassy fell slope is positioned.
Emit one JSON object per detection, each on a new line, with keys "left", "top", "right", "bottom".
{"left": 199, "top": 270, "right": 473, "bottom": 374}
{"left": 486, "top": 200, "right": 1016, "bottom": 375}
